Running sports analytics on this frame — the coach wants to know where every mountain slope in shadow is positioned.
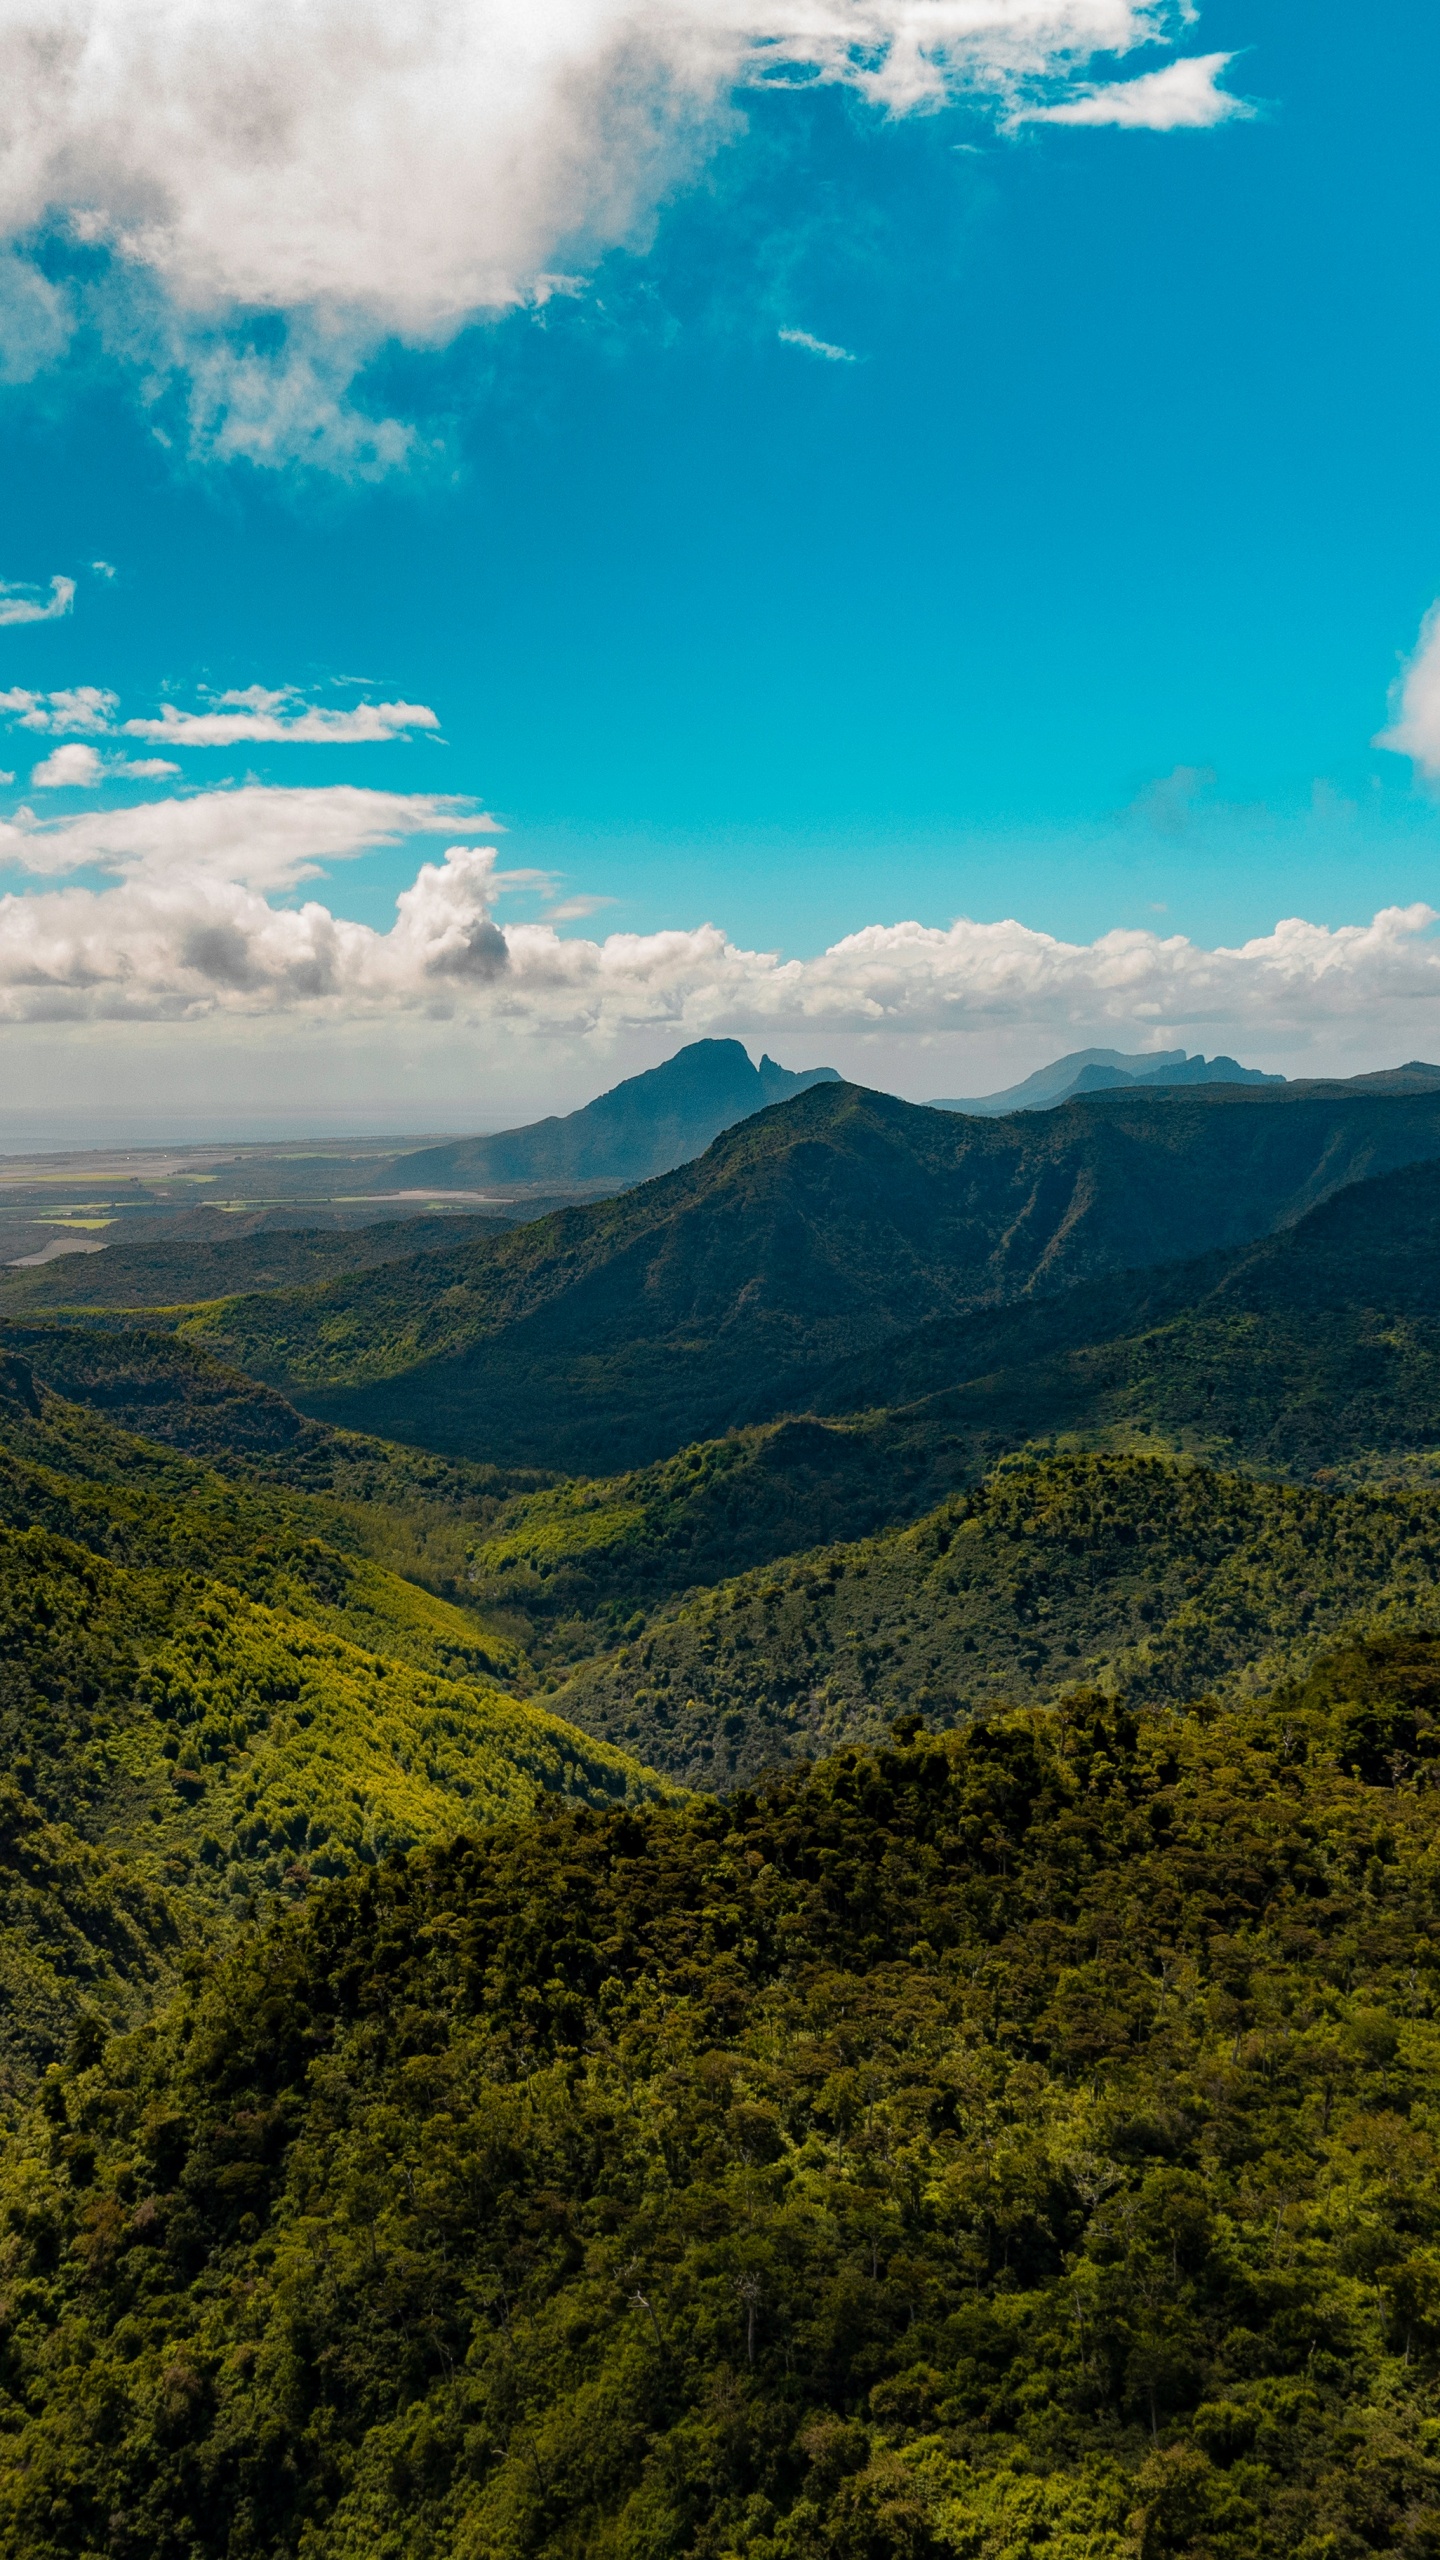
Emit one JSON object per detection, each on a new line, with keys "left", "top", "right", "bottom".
{"left": 185, "top": 1074, "right": 1440, "bottom": 1470}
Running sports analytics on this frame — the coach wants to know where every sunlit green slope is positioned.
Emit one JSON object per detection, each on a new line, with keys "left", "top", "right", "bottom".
{"left": 545, "top": 1452, "right": 1440, "bottom": 1785}
{"left": 0, "top": 1365, "right": 666, "bottom": 2088}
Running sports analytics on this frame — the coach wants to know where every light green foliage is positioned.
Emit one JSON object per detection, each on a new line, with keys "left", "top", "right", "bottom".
{"left": 465, "top": 1418, "right": 953, "bottom": 1669}
{"left": 0, "top": 1459, "right": 663, "bottom": 2084}
{"left": 2, "top": 1650, "right": 1439, "bottom": 2558}
{"left": 548, "top": 1451, "right": 1440, "bottom": 1785}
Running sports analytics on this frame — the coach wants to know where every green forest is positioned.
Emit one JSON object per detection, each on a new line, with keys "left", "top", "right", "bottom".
{"left": 5, "top": 1077, "right": 1440, "bottom": 2557}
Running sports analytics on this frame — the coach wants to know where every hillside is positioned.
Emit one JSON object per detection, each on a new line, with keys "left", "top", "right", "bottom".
{"left": 184, "top": 1075, "right": 1440, "bottom": 1471}
{"left": 3, "top": 1661, "right": 1439, "bottom": 2560}
{"left": 811, "top": 1153, "right": 1440, "bottom": 1489}
{"left": 0, "top": 1365, "right": 664, "bottom": 2086}
{"left": 381, "top": 1036, "right": 840, "bottom": 1192}
{"left": 544, "top": 1451, "right": 1440, "bottom": 1784}
{"left": 0, "top": 1322, "right": 558, "bottom": 1614}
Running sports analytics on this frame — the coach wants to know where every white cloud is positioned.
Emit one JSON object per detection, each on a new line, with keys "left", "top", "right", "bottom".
{"left": 1376, "top": 600, "right": 1440, "bottom": 779}
{"left": 31, "top": 744, "right": 104, "bottom": 788}
{"left": 122, "top": 688, "right": 441, "bottom": 745}
{"left": 0, "top": 574, "right": 74, "bottom": 625}
{"left": 0, "top": 780, "right": 501, "bottom": 887}
{"left": 0, "top": 783, "right": 1435, "bottom": 1055}
{"left": 0, "top": 682, "right": 438, "bottom": 745}
{"left": 779, "top": 328, "right": 855, "bottom": 362}
{"left": 0, "top": 685, "right": 119, "bottom": 733}
{"left": 1014, "top": 49, "right": 1252, "bottom": 127}
{"left": 0, "top": 1, "right": 1241, "bottom": 466}
{"left": 29, "top": 741, "right": 180, "bottom": 786}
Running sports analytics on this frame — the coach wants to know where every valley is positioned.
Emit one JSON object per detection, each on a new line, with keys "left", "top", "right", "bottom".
{"left": 3, "top": 1049, "right": 1440, "bottom": 2560}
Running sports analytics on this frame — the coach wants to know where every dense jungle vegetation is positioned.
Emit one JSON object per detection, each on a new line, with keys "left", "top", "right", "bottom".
{"left": 0, "top": 1362, "right": 659, "bottom": 2087}
{"left": 6, "top": 1078, "right": 1440, "bottom": 2558}
{"left": 3, "top": 1656, "right": 1440, "bottom": 2560}
{"left": 543, "top": 1454, "right": 1440, "bottom": 1786}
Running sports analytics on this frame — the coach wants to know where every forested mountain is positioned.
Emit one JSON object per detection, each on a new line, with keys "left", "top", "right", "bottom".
{"left": 6, "top": 1068, "right": 1440, "bottom": 2558}
{"left": 380, "top": 1037, "right": 840, "bottom": 1193}
{"left": 3, "top": 1665, "right": 1439, "bottom": 2560}
{"left": 185, "top": 1075, "right": 1440, "bottom": 1470}
{"left": 809, "top": 1152, "right": 1440, "bottom": 1487}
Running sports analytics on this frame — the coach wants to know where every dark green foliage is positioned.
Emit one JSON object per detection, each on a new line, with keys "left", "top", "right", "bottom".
{"left": 547, "top": 1453, "right": 1440, "bottom": 1785}
{"left": 3, "top": 1659, "right": 1440, "bottom": 2558}
{"left": 0, "top": 1492, "right": 658, "bottom": 2085}
{"left": 0, "top": 1374, "right": 666, "bottom": 2086}
{"left": 0, "top": 1774, "right": 182, "bottom": 2101}
{"left": 183, "top": 1079, "right": 1440, "bottom": 1469}
{"left": 812, "top": 1156, "right": 1440, "bottom": 1487}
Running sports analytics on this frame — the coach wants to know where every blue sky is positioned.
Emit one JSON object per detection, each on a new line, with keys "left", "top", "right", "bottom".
{"left": 1, "top": 0, "right": 1439, "bottom": 1135}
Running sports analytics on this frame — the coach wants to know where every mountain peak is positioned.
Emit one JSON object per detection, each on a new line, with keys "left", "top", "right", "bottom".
{"left": 377, "top": 1039, "right": 841, "bottom": 1196}
{"left": 931, "top": 1046, "right": 1284, "bottom": 1116}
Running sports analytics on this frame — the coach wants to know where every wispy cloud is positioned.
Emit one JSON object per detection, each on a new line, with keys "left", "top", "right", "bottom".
{"left": 1015, "top": 51, "right": 1254, "bottom": 130}
{"left": 0, "top": 3, "right": 1246, "bottom": 471}
{"left": 122, "top": 688, "right": 441, "bottom": 746}
{"left": 0, "top": 782, "right": 501, "bottom": 889}
{"left": 1376, "top": 600, "right": 1440, "bottom": 779}
{"left": 0, "top": 683, "right": 440, "bottom": 747}
{"left": 0, "top": 574, "right": 75, "bottom": 627}
{"left": 779, "top": 328, "right": 856, "bottom": 364}
{"left": 545, "top": 894, "right": 616, "bottom": 922}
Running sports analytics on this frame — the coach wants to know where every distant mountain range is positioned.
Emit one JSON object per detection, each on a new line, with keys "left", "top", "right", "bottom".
{"left": 376, "top": 1037, "right": 840, "bottom": 1193}
{"left": 185, "top": 1065, "right": 1440, "bottom": 1472}
{"left": 931, "top": 1043, "right": 1285, "bottom": 1114}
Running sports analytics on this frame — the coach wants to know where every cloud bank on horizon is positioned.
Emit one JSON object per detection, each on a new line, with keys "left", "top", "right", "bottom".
{"left": 0, "top": 0, "right": 1250, "bottom": 467}
{"left": 0, "top": 784, "right": 1436, "bottom": 1068}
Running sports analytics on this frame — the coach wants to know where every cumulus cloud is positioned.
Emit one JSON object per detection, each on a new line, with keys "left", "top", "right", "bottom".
{"left": 0, "top": 783, "right": 1435, "bottom": 1048}
{"left": 30, "top": 744, "right": 104, "bottom": 789}
{"left": 0, "top": 685, "right": 119, "bottom": 733}
{"left": 0, "top": 0, "right": 1242, "bottom": 465}
{"left": 122, "top": 688, "right": 442, "bottom": 745}
{"left": 1015, "top": 49, "right": 1252, "bottom": 127}
{"left": 1376, "top": 601, "right": 1440, "bottom": 779}
{"left": 30, "top": 742, "right": 180, "bottom": 786}
{"left": 779, "top": 328, "right": 855, "bottom": 362}
{"left": 0, "top": 574, "right": 74, "bottom": 625}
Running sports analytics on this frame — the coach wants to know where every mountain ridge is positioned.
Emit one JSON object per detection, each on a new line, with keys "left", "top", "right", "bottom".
{"left": 185, "top": 1073, "right": 1440, "bottom": 1470}
{"left": 931, "top": 1044, "right": 1285, "bottom": 1114}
